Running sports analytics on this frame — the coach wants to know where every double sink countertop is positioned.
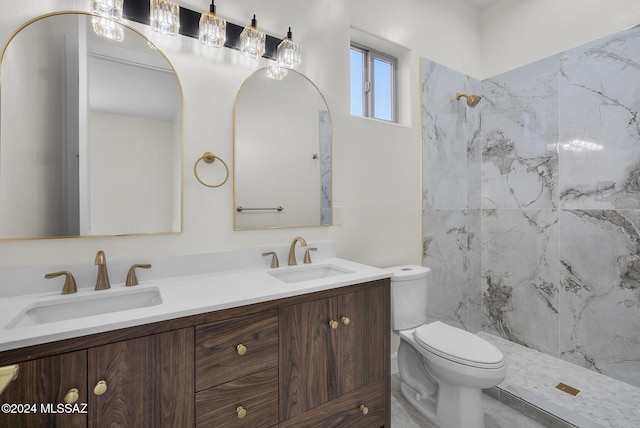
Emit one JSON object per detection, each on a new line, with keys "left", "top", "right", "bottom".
{"left": 0, "top": 254, "right": 392, "bottom": 353}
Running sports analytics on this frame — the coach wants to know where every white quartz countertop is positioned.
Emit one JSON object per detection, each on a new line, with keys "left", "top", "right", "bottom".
{"left": 0, "top": 257, "right": 391, "bottom": 352}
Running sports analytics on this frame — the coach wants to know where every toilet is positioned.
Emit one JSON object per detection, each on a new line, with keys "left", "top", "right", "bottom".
{"left": 388, "top": 265, "right": 506, "bottom": 428}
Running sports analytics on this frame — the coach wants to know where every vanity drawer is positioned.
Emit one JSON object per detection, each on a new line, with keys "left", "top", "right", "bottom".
{"left": 195, "top": 366, "right": 278, "bottom": 428}
{"left": 278, "top": 379, "right": 385, "bottom": 428}
{"left": 195, "top": 310, "right": 278, "bottom": 391}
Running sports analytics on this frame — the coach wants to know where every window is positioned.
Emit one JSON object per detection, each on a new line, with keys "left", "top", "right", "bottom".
{"left": 350, "top": 43, "right": 397, "bottom": 122}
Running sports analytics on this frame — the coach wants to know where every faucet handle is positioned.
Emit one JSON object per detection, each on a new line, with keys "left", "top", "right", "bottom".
{"left": 45, "top": 271, "right": 77, "bottom": 295}
{"left": 303, "top": 248, "right": 318, "bottom": 264}
{"left": 262, "top": 252, "right": 279, "bottom": 268}
{"left": 126, "top": 264, "right": 152, "bottom": 286}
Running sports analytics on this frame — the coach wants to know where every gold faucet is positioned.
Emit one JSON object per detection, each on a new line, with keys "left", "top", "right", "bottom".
{"left": 44, "top": 271, "right": 77, "bottom": 295}
{"left": 94, "top": 250, "right": 111, "bottom": 290}
{"left": 288, "top": 237, "right": 307, "bottom": 266}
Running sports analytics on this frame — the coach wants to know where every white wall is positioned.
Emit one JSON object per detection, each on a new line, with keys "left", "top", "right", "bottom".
{"left": 1, "top": 0, "right": 639, "bottom": 274}
{"left": 480, "top": 0, "right": 640, "bottom": 78}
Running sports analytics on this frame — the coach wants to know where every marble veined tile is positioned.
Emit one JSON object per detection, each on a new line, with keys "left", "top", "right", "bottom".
{"left": 559, "top": 25, "right": 640, "bottom": 209}
{"left": 423, "top": 209, "right": 470, "bottom": 329}
{"left": 559, "top": 209, "right": 640, "bottom": 387}
{"left": 481, "top": 209, "right": 559, "bottom": 355}
{"left": 422, "top": 58, "right": 481, "bottom": 210}
{"left": 480, "top": 332, "right": 640, "bottom": 428}
{"left": 482, "top": 56, "right": 559, "bottom": 210}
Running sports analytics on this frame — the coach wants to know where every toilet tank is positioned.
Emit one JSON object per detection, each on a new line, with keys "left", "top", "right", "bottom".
{"left": 387, "top": 265, "right": 430, "bottom": 331}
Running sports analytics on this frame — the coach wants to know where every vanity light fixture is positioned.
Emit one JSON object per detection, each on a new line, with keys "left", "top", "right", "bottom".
{"left": 240, "top": 14, "right": 266, "bottom": 59}
{"left": 276, "top": 27, "right": 301, "bottom": 68}
{"left": 150, "top": 0, "right": 180, "bottom": 36}
{"left": 199, "top": 0, "right": 226, "bottom": 48}
{"left": 90, "top": 0, "right": 125, "bottom": 41}
{"left": 120, "top": 0, "right": 283, "bottom": 59}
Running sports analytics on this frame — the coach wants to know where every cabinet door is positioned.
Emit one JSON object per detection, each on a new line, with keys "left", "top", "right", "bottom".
{"left": 0, "top": 350, "right": 87, "bottom": 428}
{"left": 336, "top": 286, "right": 385, "bottom": 396}
{"left": 336, "top": 290, "right": 366, "bottom": 396}
{"left": 279, "top": 297, "right": 337, "bottom": 420}
{"left": 279, "top": 284, "right": 388, "bottom": 423}
{"left": 88, "top": 328, "right": 194, "bottom": 428}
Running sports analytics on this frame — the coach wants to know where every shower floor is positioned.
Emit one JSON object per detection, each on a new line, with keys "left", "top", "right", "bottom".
{"left": 478, "top": 332, "right": 640, "bottom": 428}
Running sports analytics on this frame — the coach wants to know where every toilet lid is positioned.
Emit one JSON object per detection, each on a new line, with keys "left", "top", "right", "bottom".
{"left": 413, "top": 321, "right": 504, "bottom": 369}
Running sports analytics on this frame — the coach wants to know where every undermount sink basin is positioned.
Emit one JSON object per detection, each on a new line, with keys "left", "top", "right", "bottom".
{"left": 268, "top": 264, "right": 354, "bottom": 284}
{"left": 7, "top": 287, "right": 163, "bottom": 329}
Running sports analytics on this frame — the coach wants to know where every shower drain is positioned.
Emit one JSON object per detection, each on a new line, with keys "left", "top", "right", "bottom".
{"left": 555, "top": 382, "right": 580, "bottom": 396}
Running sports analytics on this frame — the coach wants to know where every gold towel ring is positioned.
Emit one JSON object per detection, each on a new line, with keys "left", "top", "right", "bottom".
{"left": 194, "top": 152, "right": 229, "bottom": 188}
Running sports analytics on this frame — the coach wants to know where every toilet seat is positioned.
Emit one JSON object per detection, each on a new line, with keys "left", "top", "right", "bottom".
{"left": 413, "top": 321, "right": 505, "bottom": 369}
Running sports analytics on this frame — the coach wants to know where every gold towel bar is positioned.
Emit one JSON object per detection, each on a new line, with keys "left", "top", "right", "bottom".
{"left": 194, "top": 152, "right": 229, "bottom": 188}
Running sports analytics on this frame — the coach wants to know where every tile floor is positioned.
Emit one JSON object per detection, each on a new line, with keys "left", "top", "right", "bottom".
{"left": 391, "top": 374, "right": 547, "bottom": 428}
{"left": 479, "top": 333, "right": 640, "bottom": 428}
{"left": 391, "top": 332, "right": 640, "bottom": 427}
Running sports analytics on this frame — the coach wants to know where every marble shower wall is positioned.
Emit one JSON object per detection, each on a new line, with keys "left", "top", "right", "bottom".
{"left": 422, "top": 25, "right": 640, "bottom": 387}
{"left": 422, "top": 59, "right": 482, "bottom": 331}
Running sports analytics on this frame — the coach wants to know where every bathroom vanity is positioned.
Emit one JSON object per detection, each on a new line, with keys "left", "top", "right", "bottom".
{"left": 0, "top": 255, "right": 391, "bottom": 427}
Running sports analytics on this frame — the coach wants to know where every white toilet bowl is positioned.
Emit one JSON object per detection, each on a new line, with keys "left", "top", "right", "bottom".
{"left": 388, "top": 265, "right": 506, "bottom": 428}
{"left": 398, "top": 322, "right": 506, "bottom": 428}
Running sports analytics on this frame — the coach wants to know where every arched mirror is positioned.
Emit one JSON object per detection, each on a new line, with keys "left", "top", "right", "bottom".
{"left": 0, "top": 13, "right": 182, "bottom": 240}
{"left": 234, "top": 68, "right": 332, "bottom": 230}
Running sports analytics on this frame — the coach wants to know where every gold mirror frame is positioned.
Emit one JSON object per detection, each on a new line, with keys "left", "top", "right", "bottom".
{"left": 233, "top": 67, "right": 333, "bottom": 230}
{"left": 0, "top": 12, "right": 184, "bottom": 241}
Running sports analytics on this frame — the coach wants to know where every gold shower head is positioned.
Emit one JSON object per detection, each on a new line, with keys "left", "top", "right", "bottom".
{"left": 455, "top": 92, "right": 481, "bottom": 108}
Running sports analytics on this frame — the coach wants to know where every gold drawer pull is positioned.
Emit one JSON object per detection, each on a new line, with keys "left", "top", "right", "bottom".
{"left": 64, "top": 388, "right": 79, "bottom": 404}
{"left": 237, "top": 344, "right": 247, "bottom": 356}
{"left": 329, "top": 320, "right": 339, "bottom": 329}
{"left": 93, "top": 380, "right": 108, "bottom": 396}
{"left": 359, "top": 404, "right": 369, "bottom": 415}
{"left": 341, "top": 316, "right": 351, "bottom": 326}
{"left": 236, "top": 405, "right": 247, "bottom": 419}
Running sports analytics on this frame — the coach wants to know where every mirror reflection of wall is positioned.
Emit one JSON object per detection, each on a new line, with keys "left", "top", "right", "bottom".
{"left": 0, "top": 13, "right": 182, "bottom": 240}
{"left": 234, "top": 68, "right": 332, "bottom": 230}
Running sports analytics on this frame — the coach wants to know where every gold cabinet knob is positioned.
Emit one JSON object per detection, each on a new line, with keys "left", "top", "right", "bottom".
{"left": 93, "top": 380, "right": 108, "bottom": 396}
{"left": 64, "top": 388, "right": 79, "bottom": 404}
{"left": 236, "top": 405, "right": 247, "bottom": 419}
{"left": 237, "top": 344, "right": 247, "bottom": 356}
{"left": 329, "top": 320, "right": 339, "bottom": 329}
{"left": 359, "top": 404, "right": 369, "bottom": 415}
{"left": 341, "top": 316, "right": 351, "bottom": 326}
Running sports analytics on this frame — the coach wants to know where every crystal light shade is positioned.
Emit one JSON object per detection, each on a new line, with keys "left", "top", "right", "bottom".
{"left": 277, "top": 28, "right": 301, "bottom": 68}
{"left": 266, "top": 65, "right": 288, "bottom": 80}
{"left": 90, "top": 0, "right": 124, "bottom": 41}
{"left": 199, "top": 1, "right": 226, "bottom": 48}
{"left": 150, "top": 0, "right": 180, "bottom": 36}
{"left": 240, "top": 15, "right": 265, "bottom": 59}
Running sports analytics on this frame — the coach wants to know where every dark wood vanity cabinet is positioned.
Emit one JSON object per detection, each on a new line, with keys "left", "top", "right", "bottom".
{"left": 88, "top": 328, "right": 194, "bottom": 427}
{"left": 0, "top": 350, "right": 88, "bottom": 428}
{"left": 194, "top": 310, "right": 279, "bottom": 428}
{"left": 0, "top": 328, "right": 193, "bottom": 428}
{"left": 0, "top": 278, "right": 389, "bottom": 428}
{"left": 279, "top": 282, "right": 389, "bottom": 427}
